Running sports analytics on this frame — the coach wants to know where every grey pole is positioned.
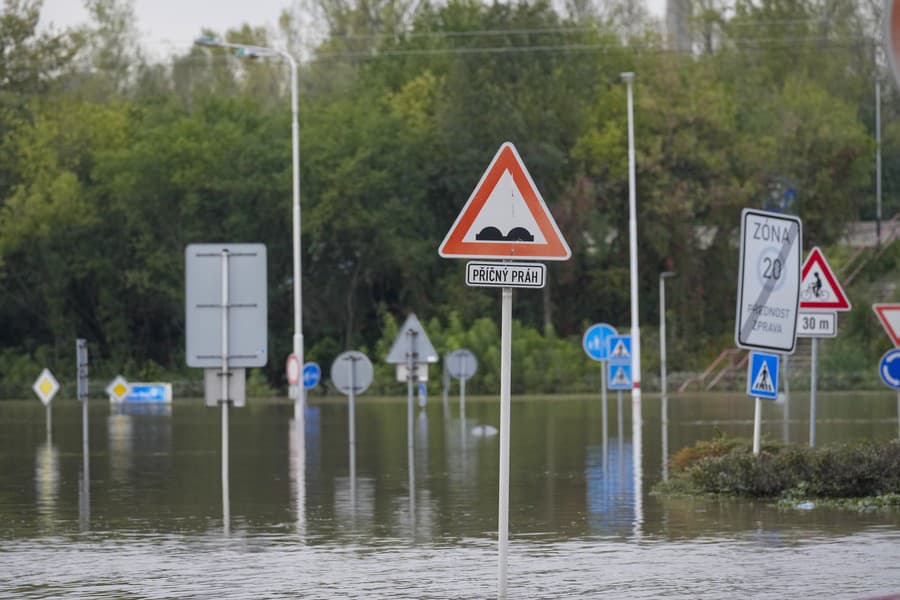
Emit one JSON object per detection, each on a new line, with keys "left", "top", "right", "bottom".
{"left": 78, "top": 339, "right": 89, "bottom": 531}
{"left": 459, "top": 353, "right": 467, "bottom": 434}
{"left": 753, "top": 397, "right": 762, "bottom": 455}
{"left": 349, "top": 356, "right": 357, "bottom": 511}
{"left": 661, "top": 394, "right": 669, "bottom": 481}
{"left": 497, "top": 286, "right": 513, "bottom": 599}
{"left": 601, "top": 362, "right": 608, "bottom": 469}
{"left": 877, "top": 77, "right": 883, "bottom": 249}
{"left": 221, "top": 249, "right": 231, "bottom": 531}
{"left": 621, "top": 71, "right": 643, "bottom": 416}
{"left": 407, "top": 330, "right": 417, "bottom": 525}
{"left": 809, "top": 338, "right": 818, "bottom": 448}
{"left": 659, "top": 272, "right": 675, "bottom": 397}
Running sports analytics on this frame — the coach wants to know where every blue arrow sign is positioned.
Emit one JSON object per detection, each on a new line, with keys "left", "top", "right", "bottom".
{"left": 607, "top": 335, "right": 632, "bottom": 363}
{"left": 582, "top": 323, "right": 617, "bottom": 362}
{"left": 608, "top": 363, "right": 632, "bottom": 390}
{"left": 127, "top": 385, "right": 166, "bottom": 402}
{"left": 879, "top": 349, "right": 900, "bottom": 390}
{"left": 747, "top": 352, "right": 780, "bottom": 400}
{"left": 303, "top": 362, "right": 321, "bottom": 390}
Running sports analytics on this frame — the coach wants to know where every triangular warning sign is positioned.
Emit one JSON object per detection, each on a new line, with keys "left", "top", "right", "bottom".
{"left": 610, "top": 340, "right": 630, "bottom": 359}
{"left": 611, "top": 366, "right": 630, "bottom": 385}
{"left": 873, "top": 304, "right": 900, "bottom": 347}
{"left": 386, "top": 313, "right": 440, "bottom": 364}
{"left": 439, "top": 143, "right": 571, "bottom": 261}
{"left": 751, "top": 362, "right": 775, "bottom": 394}
{"left": 799, "top": 247, "right": 851, "bottom": 311}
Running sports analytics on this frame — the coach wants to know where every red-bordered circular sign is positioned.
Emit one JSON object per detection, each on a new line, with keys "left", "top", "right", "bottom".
{"left": 286, "top": 353, "right": 301, "bottom": 385}
{"left": 886, "top": 0, "right": 900, "bottom": 90}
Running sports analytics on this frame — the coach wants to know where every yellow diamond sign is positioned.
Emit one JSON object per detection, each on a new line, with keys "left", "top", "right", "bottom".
{"left": 32, "top": 368, "right": 60, "bottom": 406}
{"left": 106, "top": 375, "right": 130, "bottom": 403}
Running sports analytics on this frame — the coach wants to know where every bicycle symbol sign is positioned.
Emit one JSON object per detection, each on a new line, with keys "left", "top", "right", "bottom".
{"left": 798, "top": 247, "right": 851, "bottom": 312}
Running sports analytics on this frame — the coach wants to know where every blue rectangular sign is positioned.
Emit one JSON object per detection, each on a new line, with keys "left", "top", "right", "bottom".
{"left": 124, "top": 383, "right": 172, "bottom": 403}
{"left": 607, "top": 335, "right": 632, "bottom": 363}
{"left": 747, "top": 352, "right": 780, "bottom": 400}
{"left": 608, "top": 363, "right": 632, "bottom": 391}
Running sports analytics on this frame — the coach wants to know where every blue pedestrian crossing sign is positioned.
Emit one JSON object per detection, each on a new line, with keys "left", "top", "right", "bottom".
{"left": 582, "top": 323, "right": 617, "bottom": 362}
{"left": 608, "top": 363, "right": 633, "bottom": 390}
{"left": 303, "top": 362, "right": 321, "bottom": 390}
{"left": 607, "top": 335, "right": 632, "bottom": 362}
{"left": 747, "top": 352, "right": 780, "bottom": 400}
{"left": 879, "top": 349, "right": 900, "bottom": 390}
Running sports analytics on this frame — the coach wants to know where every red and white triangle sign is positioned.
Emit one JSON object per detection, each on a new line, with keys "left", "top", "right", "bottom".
{"left": 873, "top": 304, "right": 900, "bottom": 347}
{"left": 439, "top": 142, "right": 571, "bottom": 261}
{"left": 799, "top": 246, "right": 851, "bottom": 311}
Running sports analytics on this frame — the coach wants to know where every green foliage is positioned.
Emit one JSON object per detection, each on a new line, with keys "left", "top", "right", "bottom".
{"left": 666, "top": 438, "right": 900, "bottom": 500}
{"left": 0, "top": 0, "right": 894, "bottom": 393}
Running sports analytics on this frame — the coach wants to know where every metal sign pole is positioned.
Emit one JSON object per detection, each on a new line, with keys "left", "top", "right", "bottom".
{"left": 661, "top": 394, "right": 669, "bottom": 481}
{"left": 46, "top": 404, "right": 52, "bottom": 444}
{"left": 407, "top": 329, "right": 417, "bottom": 525}
{"left": 498, "top": 286, "right": 513, "bottom": 599}
{"left": 896, "top": 391, "right": 899, "bottom": 440}
{"left": 220, "top": 249, "right": 231, "bottom": 530}
{"left": 349, "top": 357, "right": 357, "bottom": 510}
{"left": 77, "top": 338, "right": 89, "bottom": 531}
{"left": 809, "top": 338, "right": 818, "bottom": 448}
{"left": 407, "top": 330, "right": 417, "bottom": 451}
{"left": 617, "top": 390, "right": 624, "bottom": 443}
{"left": 601, "top": 362, "right": 608, "bottom": 469}
{"left": 753, "top": 397, "right": 762, "bottom": 455}
{"left": 459, "top": 354, "right": 467, "bottom": 424}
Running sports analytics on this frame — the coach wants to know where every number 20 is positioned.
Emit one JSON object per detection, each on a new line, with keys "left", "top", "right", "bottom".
{"left": 762, "top": 257, "right": 782, "bottom": 280}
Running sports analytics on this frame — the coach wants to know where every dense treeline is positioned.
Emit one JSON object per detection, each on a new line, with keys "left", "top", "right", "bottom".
{"left": 0, "top": 0, "right": 897, "bottom": 394}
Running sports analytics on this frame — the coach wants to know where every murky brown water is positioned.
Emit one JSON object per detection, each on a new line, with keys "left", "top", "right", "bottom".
{"left": 1, "top": 391, "right": 900, "bottom": 598}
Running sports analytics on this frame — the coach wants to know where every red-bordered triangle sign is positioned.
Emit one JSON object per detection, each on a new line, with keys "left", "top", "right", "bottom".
{"left": 799, "top": 247, "right": 851, "bottom": 311}
{"left": 439, "top": 142, "right": 571, "bottom": 261}
{"left": 873, "top": 304, "right": 900, "bottom": 347}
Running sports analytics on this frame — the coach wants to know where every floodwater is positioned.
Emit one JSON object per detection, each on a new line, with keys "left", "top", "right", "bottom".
{"left": 2, "top": 390, "right": 900, "bottom": 599}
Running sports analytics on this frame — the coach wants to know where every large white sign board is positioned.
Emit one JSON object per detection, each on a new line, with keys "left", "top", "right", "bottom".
{"left": 735, "top": 209, "right": 802, "bottom": 354}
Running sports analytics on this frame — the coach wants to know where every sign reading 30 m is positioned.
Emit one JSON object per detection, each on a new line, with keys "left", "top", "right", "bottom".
{"left": 735, "top": 209, "right": 802, "bottom": 354}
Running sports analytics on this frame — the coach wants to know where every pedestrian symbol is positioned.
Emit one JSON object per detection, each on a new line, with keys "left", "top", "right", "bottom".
{"left": 608, "top": 363, "right": 632, "bottom": 390}
{"left": 747, "top": 351, "right": 780, "bottom": 400}
{"left": 607, "top": 335, "right": 632, "bottom": 362}
{"left": 753, "top": 363, "right": 774, "bottom": 393}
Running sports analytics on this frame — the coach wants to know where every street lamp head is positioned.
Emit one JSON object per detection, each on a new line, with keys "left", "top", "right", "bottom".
{"left": 194, "top": 36, "right": 222, "bottom": 48}
{"left": 620, "top": 72, "right": 635, "bottom": 83}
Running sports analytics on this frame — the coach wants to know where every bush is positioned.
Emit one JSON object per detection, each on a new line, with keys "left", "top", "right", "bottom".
{"left": 667, "top": 437, "right": 900, "bottom": 499}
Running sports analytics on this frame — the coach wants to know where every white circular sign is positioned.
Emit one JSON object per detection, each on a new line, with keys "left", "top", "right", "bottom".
{"left": 447, "top": 349, "right": 478, "bottom": 381}
{"left": 286, "top": 354, "right": 301, "bottom": 386}
{"left": 330, "top": 351, "right": 374, "bottom": 396}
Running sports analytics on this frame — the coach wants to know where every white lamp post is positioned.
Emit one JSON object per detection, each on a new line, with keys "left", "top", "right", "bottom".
{"left": 621, "top": 72, "right": 641, "bottom": 409}
{"left": 195, "top": 37, "right": 305, "bottom": 416}
{"left": 659, "top": 271, "right": 676, "bottom": 397}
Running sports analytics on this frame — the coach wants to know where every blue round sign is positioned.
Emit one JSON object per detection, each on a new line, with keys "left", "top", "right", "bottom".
{"left": 879, "top": 349, "right": 900, "bottom": 390}
{"left": 302, "top": 362, "right": 321, "bottom": 390}
{"left": 582, "top": 323, "right": 618, "bottom": 362}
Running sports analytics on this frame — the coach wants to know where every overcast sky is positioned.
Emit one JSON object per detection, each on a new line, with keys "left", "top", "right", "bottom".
{"left": 40, "top": 0, "right": 666, "bottom": 58}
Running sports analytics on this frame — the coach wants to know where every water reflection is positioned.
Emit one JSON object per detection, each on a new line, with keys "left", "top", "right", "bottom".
{"left": 660, "top": 394, "right": 669, "bottom": 482}
{"left": 289, "top": 415, "right": 306, "bottom": 539}
{"left": 585, "top": 441, "right": 635, "bottom": 537}
{"left": 4, "top": 394, "right": 900, "bottom": 598}
{"left": 34, "top": 441, "right": 59, "bottom": 529}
